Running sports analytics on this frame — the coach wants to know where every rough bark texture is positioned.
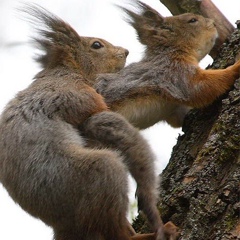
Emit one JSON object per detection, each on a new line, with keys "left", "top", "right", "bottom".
{"left": 159, "top": 0, "right": 234, "bottom": 58}
{"left": 132, "top": 14, "right": 240, "bottom": 240}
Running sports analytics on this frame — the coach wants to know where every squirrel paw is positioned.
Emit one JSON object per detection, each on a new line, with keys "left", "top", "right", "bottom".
{"left": 130, "top": 222, "right": 180, "bottom": 240}
{"left": 163, "top": 221, "right": 181, "bottom": 240}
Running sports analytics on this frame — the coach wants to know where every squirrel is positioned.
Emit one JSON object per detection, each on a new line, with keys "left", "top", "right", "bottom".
{"left": 0, "top": 4, "right": 179, "bottom": 240}
{"left": 95, "top": 1, "right": 240, "bottom": 130}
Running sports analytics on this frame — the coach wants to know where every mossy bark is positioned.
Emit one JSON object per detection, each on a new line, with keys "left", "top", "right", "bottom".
{"left": 133, "top": 15, "right": 240, "bottom": 240}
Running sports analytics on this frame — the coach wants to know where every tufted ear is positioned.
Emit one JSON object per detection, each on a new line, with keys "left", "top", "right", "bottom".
{"left": 136, "top": 1, "right": 164, "bottom": 26}
{"left": 122, "top": 1, "right": 164, "bottom": 45}
{"left": 19, "top": 3, "right": 84, "bottom": 69}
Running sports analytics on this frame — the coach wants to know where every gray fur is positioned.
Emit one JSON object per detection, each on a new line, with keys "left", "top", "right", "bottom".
{"left": 95, "top": 55, "right": 193, "bottom": 129}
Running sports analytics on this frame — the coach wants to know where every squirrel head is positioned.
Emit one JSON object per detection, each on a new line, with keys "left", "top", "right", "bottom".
{"left": 124, "top": 1, "right": 218, "bottom": 61}
{"left": 24, "top": 4, "right": 129, "bottom": 79}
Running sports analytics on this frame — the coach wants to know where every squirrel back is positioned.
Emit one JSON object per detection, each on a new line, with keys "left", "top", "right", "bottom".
{"left": 96, "top": 1, "right": 240, "bottom": 129}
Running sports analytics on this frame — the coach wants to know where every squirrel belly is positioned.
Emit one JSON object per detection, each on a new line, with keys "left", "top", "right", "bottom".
{"left": 108, "top": 94, "right": 189, "bottom": 129}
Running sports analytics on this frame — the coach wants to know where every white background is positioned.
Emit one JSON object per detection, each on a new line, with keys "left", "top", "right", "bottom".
{"left": 0, "top": 0, "right": 239, "bottom": 239}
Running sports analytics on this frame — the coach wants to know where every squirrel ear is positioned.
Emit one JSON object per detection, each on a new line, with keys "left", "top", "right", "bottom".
{"left": 122, "top": 1, "right": 164, "bottom": 26}
{"left": 121, "top": 1, "right": 164, "bottom": 45}
{"left": 137, "top": 1, "right": 164, "bottom": 26}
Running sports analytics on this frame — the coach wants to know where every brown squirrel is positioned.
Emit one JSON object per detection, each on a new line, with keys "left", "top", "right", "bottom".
{"left": 0, "top": 4, "right": 179, "bottom": 240}
{"left": 95, "top": 1, "right": 240, "bottom": 129}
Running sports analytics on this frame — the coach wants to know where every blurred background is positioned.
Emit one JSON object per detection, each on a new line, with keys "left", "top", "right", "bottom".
{"left": 0, "top": 0, "right": 239, "bottom": 239}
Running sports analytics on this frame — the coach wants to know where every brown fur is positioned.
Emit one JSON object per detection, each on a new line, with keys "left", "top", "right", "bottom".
{"left": 0, "top": 4, "right": 176, "bottom": 240}
{"left": 95, "top": 1, "right": 240, "bottom": 129}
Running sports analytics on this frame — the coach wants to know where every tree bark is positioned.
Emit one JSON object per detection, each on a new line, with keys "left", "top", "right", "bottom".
{"left": 159, "top": 0, "right": 234, "bottom": 59}
{"left": 132, "top": 12, "right": 240, "bottom": 240}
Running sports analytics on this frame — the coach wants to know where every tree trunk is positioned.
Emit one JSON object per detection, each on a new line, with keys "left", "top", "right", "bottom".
{"left": 132, "top": 11, "right": 240, "bottom": 240}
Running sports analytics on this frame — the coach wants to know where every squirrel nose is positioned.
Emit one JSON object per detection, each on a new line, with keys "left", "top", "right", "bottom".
{"left": 125, "top": 49, "right": 129, "bottom": 57}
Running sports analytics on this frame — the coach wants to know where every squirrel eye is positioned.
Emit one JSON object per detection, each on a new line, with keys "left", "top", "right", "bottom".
{"left": 91, "top": 41, "right": 104, "bottom": 49}
{"left": 188, "top": 18, "right": 198, "bottom": 23}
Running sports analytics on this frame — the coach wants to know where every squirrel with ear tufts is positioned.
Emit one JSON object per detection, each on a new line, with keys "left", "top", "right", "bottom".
{"left": 0, "top": 4, "right": 179, "bottom": 240}
{"left": 95, "top": 1, "right": 240, "bottom": 130}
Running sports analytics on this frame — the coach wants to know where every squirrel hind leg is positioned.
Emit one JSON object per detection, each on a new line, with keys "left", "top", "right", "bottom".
{"left": 54, "top": 148, "right": 130, "bottom": 240}
{"left": 131, "top": 233, "right": 155, "bottom": 240}
{"left": 54, "top": 227, "right": 130, "bottom": 240}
